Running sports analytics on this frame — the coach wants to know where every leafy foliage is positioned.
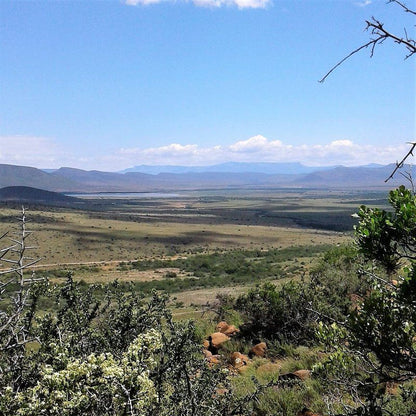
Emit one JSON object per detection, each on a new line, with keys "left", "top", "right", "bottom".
{"left": 316, "top": 187, "right": 416, "bottom": 415}
{"left": 1, "top": 269, "right": 265, "bottom": 415}
{"left": 227, "top": 245, "right": 367, "bottom": 346}
{"left": 354, "top": 185, "right": 416, "bottom": 273}
{"left": 235, "top": 281, "right": 315, "bottom": 344}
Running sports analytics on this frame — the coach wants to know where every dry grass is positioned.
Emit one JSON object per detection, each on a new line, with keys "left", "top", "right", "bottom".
{"left": 0, "top": 207, "right": 350, "bottom": 266}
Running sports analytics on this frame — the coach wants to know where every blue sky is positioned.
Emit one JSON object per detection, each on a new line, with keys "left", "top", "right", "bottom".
{"left": 0, "top": 0, "right": 414, "bottom": 170}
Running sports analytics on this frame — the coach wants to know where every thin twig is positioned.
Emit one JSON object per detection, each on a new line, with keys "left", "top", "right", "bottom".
{"left": 319, "top": 3, "right": 416, "bottom": 83}
{"left": 385, "top": 142, "right": 416, "bottom": 182}
{"left": 388, "top": 0, "right": 416, "bottom": 16}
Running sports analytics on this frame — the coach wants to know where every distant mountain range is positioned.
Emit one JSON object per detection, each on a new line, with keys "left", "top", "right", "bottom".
{"left": 0, "top": 162, "right": 413, "bottom": 194}
{"left": 119, "top": 162, "right": 339, "bottom": 175}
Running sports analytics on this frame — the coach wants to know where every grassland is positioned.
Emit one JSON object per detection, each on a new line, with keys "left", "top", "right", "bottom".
{"left": 0, "top": 188, "right": 388, "bottom": 308}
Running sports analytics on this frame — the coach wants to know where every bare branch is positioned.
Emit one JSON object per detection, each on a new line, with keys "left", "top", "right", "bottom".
{"left": 385, "top": 142, "right": 416, "bottom": 182}
{"left": 0, "top": 207, "right": 43, "bottom": 344}
{"left": 320, "top": 2, "right": 415, "bottom": 83}
{"left": 388, "top": 0, "right": 416, "bottom": 16}
{"left": 367, "top": 17, "right": 416, "bottom": 58}
{"left": 319, "top": 39, "right": 380, "bottom": 83}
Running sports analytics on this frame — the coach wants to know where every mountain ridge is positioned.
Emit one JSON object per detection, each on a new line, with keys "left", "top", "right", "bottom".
{"left": 1, "top": 162, "right": 412, "bottom": 193}
{"left": 119, "top": 162, "right": 339, "bottom": 175}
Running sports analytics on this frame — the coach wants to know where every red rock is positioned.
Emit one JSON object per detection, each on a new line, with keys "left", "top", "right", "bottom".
{"left": 216, "top": 321, "right": 239, "bottom": 336}
{"left": 230, "top": 352, "right": 249, "bottom": 369}
{"left": 216, "top": 321, "right": 229, "bottom": 332}
{"left": 202, "top": 349, "right": 212, "bottom": 358}
{"left": 279, "top": 369, "right": 311, "bottom": 382}
{"left": 223, "top": 325, "right": 239, "bottom": 336}
{"left": 249, "top": 342, "right": 267, "bottom": 357}
{"left": 209, "top": 332, "right": 230, "bottom": 348}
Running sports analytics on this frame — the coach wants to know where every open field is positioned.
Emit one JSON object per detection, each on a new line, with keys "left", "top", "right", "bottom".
{"left": 0, "top": 188, "right": 388, "bottom": 307}
{"left": 0, "top": 208, "right": 347, "bottom": 263}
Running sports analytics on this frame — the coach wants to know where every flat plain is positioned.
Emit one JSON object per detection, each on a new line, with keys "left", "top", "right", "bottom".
{"left": 0, "top": 188, "right": 388, "bottom": 309}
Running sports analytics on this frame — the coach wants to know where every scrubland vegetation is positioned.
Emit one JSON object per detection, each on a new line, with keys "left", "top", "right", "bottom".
{"left": 1, "top": 187, "right": 415, "bottom": 415}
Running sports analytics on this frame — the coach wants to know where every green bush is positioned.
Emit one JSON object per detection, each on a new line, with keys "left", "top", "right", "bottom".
{"left": 1, "top": 272, "right": 269, "bottom": 416}
{"left": 230, "top": 245, "right": 365, "bottom": 346}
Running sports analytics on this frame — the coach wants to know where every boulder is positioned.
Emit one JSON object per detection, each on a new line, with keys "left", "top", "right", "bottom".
{"left": 230, "top": 352, "right": 249, "bottom": 369}
{"left": 216, "top": 321, "right": 239, "bottom": 336}
{"left": 249, "top": 341, "right": 267, "bottom": 358}
{"left": 208, "top": 355, "right": 220, "bottom": 365}
{"left": 279, "top": 369, "right": 311, "bottom": 382}
{"left": 223, "top": 324, "right": 239, "bottom": 336}
{"left": 205, "top": 332, "right": 230, "bottom": 354}
{"left": 216, "top": 321, "right": 229, "bottom": 332}
{"left": 209, "top": 332, "right": 230, "bottom": 348}
{"left": 203, "top": 348, "right": 220, "bottom": 365}
{"left": 202, "top": 349, "right": 212, "bottom": 358}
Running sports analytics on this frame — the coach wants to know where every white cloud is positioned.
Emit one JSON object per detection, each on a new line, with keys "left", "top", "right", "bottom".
{"left": 125, "top": 0, "right": 271, "bottom": 9}
{"left": 126, "top": 0, "right": 164, "bottom": 5}
{"left": 355, "top": 0, "right": 372, "bottom": 7}
{"left": 229, "top": 135, "right": 278, "bottom": 152}
{"left": 232, "top": 0, "right": 270, "bottom": 9}
{"left": 0, "top": 134, "right": 412, "bottom": 172}
{"left": 0, "top": 136, "right": 63, "bottom": 167}
{"left": 112, "top": 135, "right": 412, "bottom": 169}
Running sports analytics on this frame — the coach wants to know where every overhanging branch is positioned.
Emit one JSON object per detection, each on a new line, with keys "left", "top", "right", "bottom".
{"left": 385, "top": 142, "right": 416, "bottom": 182}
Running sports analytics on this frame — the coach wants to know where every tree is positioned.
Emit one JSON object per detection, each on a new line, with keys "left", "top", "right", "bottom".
{"left": 315, "top": 187, "right": 416, "bottom": 416}
{"left": 0, "top": 207, "right": 44, "bottom": 393}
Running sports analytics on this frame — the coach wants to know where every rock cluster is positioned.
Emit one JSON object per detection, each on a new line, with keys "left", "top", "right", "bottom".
{"left": 202, "top": 321, "right": 267, "bottom": 372}
{"left": 202, "top": 321, "right": 317, "bottom": 414}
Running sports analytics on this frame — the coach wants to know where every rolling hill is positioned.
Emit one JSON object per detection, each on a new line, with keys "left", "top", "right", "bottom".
{"left": 0, "top": 164, "right": 83, "bottom": 192}
{"left": 0, "top": 186, "right": 82, "bottom": 204}
{"left": 294, "top": 164, "right": 413, "bottom": 188}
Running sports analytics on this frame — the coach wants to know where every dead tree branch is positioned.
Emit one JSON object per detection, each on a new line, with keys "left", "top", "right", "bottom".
{"left": 0, "top": 207, "right": 43, "bottom": 350}
{"left": 385, "top": 142, "right": 416, "bottom": 182}
{"left": 389, "top": 0, "right": 416, "bottom": 16}
{"left": 319, "top": 2, "right": 415, "bottom": 83}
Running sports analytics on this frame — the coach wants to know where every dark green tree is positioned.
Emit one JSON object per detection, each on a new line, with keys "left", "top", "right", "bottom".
{"left": 316, "top": 187, "right": 416, "bottom": 416}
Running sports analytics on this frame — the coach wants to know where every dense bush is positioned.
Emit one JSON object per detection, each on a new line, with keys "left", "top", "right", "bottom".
{"left": 235, "top": 280, "right": 315, "bottom": 344}
{"left": 226, "top": 245, "right": 367, "bottom": 346}
{"left": 315, "top": 186, "right": 416, "bottom": 415}
{"left": 1, "top": 273, "right": 270, "bottom": 415}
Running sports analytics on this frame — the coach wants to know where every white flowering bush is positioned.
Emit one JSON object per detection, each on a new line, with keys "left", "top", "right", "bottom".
{"left": 15, "top": 330, "right": 162, "bottom": 415}
{"left": 0, "top": 267, "right": 264, "bottom": 416}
